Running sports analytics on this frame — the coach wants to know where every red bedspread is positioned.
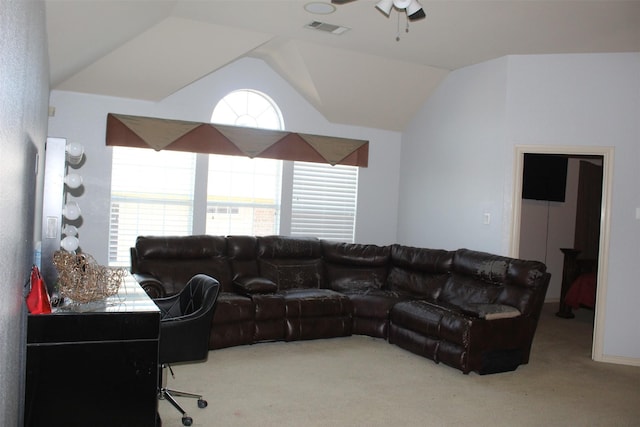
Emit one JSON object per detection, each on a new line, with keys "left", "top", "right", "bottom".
{"left": 564, "top": 272, "right": 597, "bottom": 309}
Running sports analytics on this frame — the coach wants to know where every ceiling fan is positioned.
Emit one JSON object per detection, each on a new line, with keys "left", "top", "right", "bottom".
{"left": 332, "top": 0, "right": 426, "bottom": 21}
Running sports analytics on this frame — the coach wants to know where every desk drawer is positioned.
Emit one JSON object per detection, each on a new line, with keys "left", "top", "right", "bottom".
{"left": 27, "top": 311, "right": 160, "bottom": 344}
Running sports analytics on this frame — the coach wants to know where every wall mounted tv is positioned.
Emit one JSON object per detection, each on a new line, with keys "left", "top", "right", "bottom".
{"left": 522, "top": 153, "right": 568, "bottom": 202}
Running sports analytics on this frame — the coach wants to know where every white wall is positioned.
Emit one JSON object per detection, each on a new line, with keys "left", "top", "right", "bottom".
{"left": 506, "top": 53, "right": 640, "bottom": 362}
{"left": 400, "top": 52, "right": 640, "bottom": 362}
{"left": 0, "top": 1, "right": 50, "bottom": 425}
{"left": 47, "top": 57, "right": 402, "bottom": 265}
{"left": 397, "top": 57, "right": 509, "bottom": 253}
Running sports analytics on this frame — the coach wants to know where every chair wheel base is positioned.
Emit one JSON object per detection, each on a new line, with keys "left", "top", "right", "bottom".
{"left": 197, "top": 399, "right": 207, "bottom": 408}
{"left": 182, "top": 416, "right": 193, "bottom": 426}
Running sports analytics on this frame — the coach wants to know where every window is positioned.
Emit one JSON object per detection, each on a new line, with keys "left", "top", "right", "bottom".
{"left": 207, "top": 90, "right": 283, "bottom": 235}
{"left": 291, "top": 162, "right": 358, "bottom": 242}
{"left": 211, "top": 89, "right": 283, "bottom": 130}
{"left": 109, "top": 148, "right": 196, "bottom": 265}
{"left": 108, "top": 89, "right": 359, "bottom": 266}
{"left": 206, "top": 154, "right": 281, "bottom": 235}
{"left": 109, "top": 90, "right": 283, "bottom": 266}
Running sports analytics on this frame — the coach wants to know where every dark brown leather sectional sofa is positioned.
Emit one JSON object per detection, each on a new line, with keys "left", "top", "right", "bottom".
{"left": 130, "top": 235, "right": 550, "bottom": 374}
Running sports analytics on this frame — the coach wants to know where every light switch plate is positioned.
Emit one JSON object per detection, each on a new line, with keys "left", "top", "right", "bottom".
{"left": 483, "top": 212, "right": 491, "bottom": 225}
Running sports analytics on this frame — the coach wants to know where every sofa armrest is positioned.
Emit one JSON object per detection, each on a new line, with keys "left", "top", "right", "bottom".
{"left": 132, "top": 273, "right": 166, "bottom": 298}
{"left": 233, "top": 276, "right": 277, "bottom": 295}
{"left": 460, "top": 303, "right": 521, "bottom": 320}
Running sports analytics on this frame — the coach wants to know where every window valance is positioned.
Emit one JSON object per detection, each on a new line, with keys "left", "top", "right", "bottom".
{"left": 106, "top": 113, "right": 368, "bottom": 167}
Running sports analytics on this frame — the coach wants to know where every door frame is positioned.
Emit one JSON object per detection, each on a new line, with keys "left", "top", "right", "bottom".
{"left": 509, "top": 145, "right": 614, "bottom": 362}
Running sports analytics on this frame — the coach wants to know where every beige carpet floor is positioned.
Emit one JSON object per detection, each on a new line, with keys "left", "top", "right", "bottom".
{"left": 158, "top": 303, "right": 640, "bottom": 427}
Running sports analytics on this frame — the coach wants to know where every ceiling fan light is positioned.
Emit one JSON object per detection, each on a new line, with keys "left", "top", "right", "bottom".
{"left": 375, "top": 0, "right": 394, "bottom": 16}
{"left": 393, "top": 0, "right": 412, "bottom": 9}
{"left": 407, "top": 0, "right": 426, "bottom": 21}
{"left": 407, "top": 8, "right": 426, "bottom": 21}
{"left": 406, "top": 0, "right": 422, "bottom": 14}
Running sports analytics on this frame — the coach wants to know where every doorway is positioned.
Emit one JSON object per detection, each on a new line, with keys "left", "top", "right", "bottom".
{"left": 510, "top": 145, "right": 614, "bottom": 362}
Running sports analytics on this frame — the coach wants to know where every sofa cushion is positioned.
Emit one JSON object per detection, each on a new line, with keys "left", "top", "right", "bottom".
{"left": 460, "top": 303, "right": 521, "bottom": 320}
{"left": 259, "top": 258, "right": 324, "bottom": 290}
{"left": 387, "top": 245, "right": 453, "bottom": 298}
{"left": 234, "top": 276, "right": 278, "bottom": 294}
{"left": 439, "top": 249, "right": 515, "bottom": 307}
{"left": 325, "top": 265, "right": 388, "bottom": 292}
{"left": 322, "top": 241, "right": 391, "bottom": 292}
{"left": 386, "top": 267, "right": 449, "bottom": 299}
{"left": 390, "top": 300, "right": 473, "bottom": 346}
{"left": 451, "top": 248, "right": 510, "bottom": 285}
{"left": 211, "top": 293, "right": 255, "bottom": 323}
{"left": 252, "top": 293, "right": 286, "bottom": 321}
{"left": 133, "top": 235, "right": 233, "bottom": 293}
{"left": 345, "top": 289, "right": 414, "bottom": 319}
{"left": 136, "top": 235, "right": 227, "bottom": 259}
{"left": 439, "top": 273, "right": 502, "bottom": 306}
{"left": 282, "top": 289, "right": 352, "bottom": 318}
{"left": 450, "top": 249, "right": 548, "bottom": 316}
{"left": 505, "top": 258, "right": 548, "bottom": 288}
{"left": 391, "top": 245, "right": 453, "bottom": 273}
{"left": 227, "top": 235, "right": 260, "bottom": 279}
{"left": 209, "top": 321, "right": 254, "bottom": 350}
{"left": 391, "top": 300, "right": 442, "bottom": 337}
{"left": 498, "top": 258, "right": 549, "bottom": 316}
{"left": 257, "top": 235, "right": 322, "bottom": 259}
{"left": 136, "top": 258, "right": 232, "bottom": 294}
{"left": 322, "top": 241, "right": 391, "bottom": 266}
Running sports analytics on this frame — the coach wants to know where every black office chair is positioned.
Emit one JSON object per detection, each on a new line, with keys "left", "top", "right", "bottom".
{"left": 154, "top": 274, "right": 220, "bottom": 426}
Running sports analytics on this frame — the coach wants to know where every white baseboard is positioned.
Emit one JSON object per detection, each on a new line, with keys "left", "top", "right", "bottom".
{"left": 597, "top": 354, "right": 640, "bottom": 368}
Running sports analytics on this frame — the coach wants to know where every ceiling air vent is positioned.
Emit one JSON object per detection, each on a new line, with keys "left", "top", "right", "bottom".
{"left": 305, "top": 21, "right": 350, "bottom": 35}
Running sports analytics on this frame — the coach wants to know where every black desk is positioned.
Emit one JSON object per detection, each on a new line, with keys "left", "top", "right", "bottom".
{"left": 25, "top": 275, "right": 160, "bottom": 427}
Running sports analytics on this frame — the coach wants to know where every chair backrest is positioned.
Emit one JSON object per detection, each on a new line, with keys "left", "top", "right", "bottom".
{"left": 158, "top": 274, "right": 221, "bottom": 364}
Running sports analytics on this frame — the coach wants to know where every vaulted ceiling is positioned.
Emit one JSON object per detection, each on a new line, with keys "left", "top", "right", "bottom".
{"left": 46, "top": 0, "right": 640, "bottom": 131}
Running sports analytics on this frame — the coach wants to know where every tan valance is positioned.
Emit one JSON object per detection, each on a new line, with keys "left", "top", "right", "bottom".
{"left": 106, "top": 113, "right": 368, "bottom": 167}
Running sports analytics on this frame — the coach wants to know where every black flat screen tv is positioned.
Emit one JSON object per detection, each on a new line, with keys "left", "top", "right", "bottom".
{"left": 522, "top": 154, "right": 568, "bottom": 202}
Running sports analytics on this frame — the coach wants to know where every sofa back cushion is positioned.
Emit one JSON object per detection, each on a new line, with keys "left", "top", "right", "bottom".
{"left": 227, "top": 235, "right": 259, "bottom": 280}
{"left": 322, "top": 241, "right": 391, "bottom": 292}
{"left": 387, "top": 245, "right": 453, "bottom": 299}
{"left": 259, "top": 259, "right": 324, "bottom": 290}
{"left": 132, "top": 235, "right": 232, "bottom": 294}
{"left": 257, "top": 236, "right": 324, "bottom": 290}
{"left": 257, "top": 235, "right": 322, "bottom": 258}
{"left": 498, "top": 257, "right": 550, "bottom": 316}
{"left": 440, "top": 249, "right": 549, "bottom": 316}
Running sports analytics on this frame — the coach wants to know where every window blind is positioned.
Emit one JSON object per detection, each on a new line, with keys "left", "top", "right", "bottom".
{"left": 291, "top": 162, "right": 358, "bottom": 242}
{"left": 108, "top": 147, "right": 196, "bottom": 266}
{"left": 205, "top": 154, "right": 282, "bottom": 236}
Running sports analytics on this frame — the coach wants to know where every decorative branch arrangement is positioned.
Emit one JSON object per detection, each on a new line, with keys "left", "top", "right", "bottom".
{"left": 53, "top": 251, "right": 125, "bottom": 303}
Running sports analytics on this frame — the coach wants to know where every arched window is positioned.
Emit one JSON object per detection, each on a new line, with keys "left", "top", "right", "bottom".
{"left": 206, "top": 90, "right": 283, "bottom": 235}
{"left": 211, "top": 89, "right": 284, "bottom": 130}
